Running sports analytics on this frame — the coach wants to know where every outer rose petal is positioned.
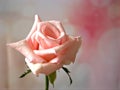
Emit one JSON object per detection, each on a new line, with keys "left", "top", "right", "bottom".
{"left": 26, "top": 15, "right": 41, "bottom": 40}
{"left": 62, "top": 36, "right": 82, "bottom": 64}
{"left": 26, "top": 15, "right": 41, "bottom": 50}
{"left": 50, "top": 36, "right": 82, "bottom": 64}
{"left": 7, "top": 39, "right": 46, "bottom": 63}
{"left": 25, "top": 58, "right": 63, "bottom": 75}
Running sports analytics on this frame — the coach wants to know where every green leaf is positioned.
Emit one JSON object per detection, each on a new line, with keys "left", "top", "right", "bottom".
{"left": 62, "top": 67, "right": 72, "bottom": 85}
{"left": 48, "top": 71, "right": 56, "bottom": 87}
{"left": 19, "top": 69, "right": 31, "bottom": 78}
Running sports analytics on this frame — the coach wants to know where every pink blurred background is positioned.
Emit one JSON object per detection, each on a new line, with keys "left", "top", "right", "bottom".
{"left": 0, "top": 0, "right": 120, "bottom": 90}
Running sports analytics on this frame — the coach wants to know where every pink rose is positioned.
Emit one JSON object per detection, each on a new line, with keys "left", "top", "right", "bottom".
{"left": 8, "top": 15, "right": 82, "bottom": 75}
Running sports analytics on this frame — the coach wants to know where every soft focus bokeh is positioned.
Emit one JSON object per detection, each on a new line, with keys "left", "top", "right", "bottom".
{"left": 0, "top": 0, "right": 120, "bottom": 90}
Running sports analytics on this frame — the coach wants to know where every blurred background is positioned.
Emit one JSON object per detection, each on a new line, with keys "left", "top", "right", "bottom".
{"left": 0, "top": 0, "right": 120, "bottom": 90}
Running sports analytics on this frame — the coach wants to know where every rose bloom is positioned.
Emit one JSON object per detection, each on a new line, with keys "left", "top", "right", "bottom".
{"left": 8, "top": 15, "right": 82, "bottom": 76}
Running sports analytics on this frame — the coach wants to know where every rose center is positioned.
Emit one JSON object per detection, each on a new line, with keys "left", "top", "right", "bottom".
{"left": 43, "top": 23, "right": 60, "bottom": 39}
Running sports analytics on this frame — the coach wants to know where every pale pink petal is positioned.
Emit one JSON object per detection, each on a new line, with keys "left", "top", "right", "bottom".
{"left": 50, "top": 54, "right": 63, "bottom": 64}
{"left": 30, "top": 32, "right": 39, "bottom": 49}
{"left": 25, "top": 57, "right": 63, "bottom": 75}
{"left": 7, "top": 39, "right": 46, "bottom": 63}
{"left": 51, "top": 36, "right": 82, "bottom": 65}
{"left": 25, "top": 58, "right": 42, "bottom": 76}
{"left": 52, "top": 36, "right": 76, "bottom": 54}
{"left": 25, "top": 15, "right": 41, "bottom": 50}
{"left": 62, "top": 36, "right": 82, "bottom": 64}
{"left": 49, "top": 21, "right": 67, "bottom": 44}
{"left": 41, "top": 22, "right": 60, "bottom": 39}
{"left": 34, "top": 49, "right": 56, "bottom": 62}
{"left": 36, "top": 22, "right": 60, "bottom": 48}
{"left": 49, "top": 21, "right": 65, "bottom": 35}
{"left": 33, "top": 49, "right": 56, "bottom": 56}
{"left": 26, "top": 14, "right": 41, "bottom": 40}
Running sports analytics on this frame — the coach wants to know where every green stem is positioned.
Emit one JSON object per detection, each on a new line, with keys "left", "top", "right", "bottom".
{"left": 45, "top": 75, "right": 49, "bottom": 90}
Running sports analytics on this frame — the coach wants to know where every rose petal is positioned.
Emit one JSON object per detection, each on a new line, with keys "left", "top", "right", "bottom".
{"left": 62, "top": 36, "right": 82, "bottom": 64}
{"left": 34, "top": 49, "right": 56, "bottom": 56}
{"left": 30, "top": 32, "right": 39, "bottom": 49}
{"left": 52, "top": 36, "right": 74, "bottom": 54}
{"left": 7, "top": 39, "right": 46, "bottom": 63}
{"left": 25, "top": 15, "right": 41, "bottom": 50}
{"left": 25, "top": 57, "right": 63, "bottom": 75}
{"left": 26, "top": 14, "right": 41, "bottom": 40}
{"left": 49, "top": 21, "right": 68, "bottom": 44}
{"left": 51, "top": 36, "right": 82, "bottom": 65}
{"left": 50, "top": 54, "right": 63, "bottom": 63}
{"left": 41, "top": 22, "right": 60, "bottom": 39}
